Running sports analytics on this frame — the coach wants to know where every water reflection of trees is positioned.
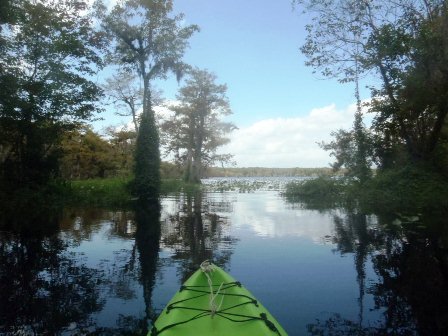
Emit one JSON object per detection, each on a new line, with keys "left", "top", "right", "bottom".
{"left": 0, "top": 203, "right": 162, "bottom": 335}
{"left": 161, "top": 192, "right": 236, "bottom": 281}
{"left": 135, "top": 201, "right": 161, "bottom": 331}
{"left": 94, "top": 202, "right": 162, "bottom": 335}
{"left": 0, "top": 192, "right": 237, "bottom": 334}
{"left": 0, "top": 228, "right": 104, "bottom": 334}
{"left": 370, "top": 217, "right": 448, "bottom": 335}
{"left": 69, "top": 202, "right": 162, "bottom": 335}
{"left": 308, "top": 210, "right": 448, "bottom": 335}
{"left": 60, "top": 208, "right": 136, "bottom": 243}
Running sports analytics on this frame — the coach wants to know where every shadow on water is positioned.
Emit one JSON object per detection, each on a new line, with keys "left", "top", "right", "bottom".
{"left": 286, "top": 195, "right": 448, "bottom": 336}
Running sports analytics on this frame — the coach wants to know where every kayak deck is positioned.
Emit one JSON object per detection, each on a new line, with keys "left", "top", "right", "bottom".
{"left": 151, "top": 262, "right": 287, "bottom": 335}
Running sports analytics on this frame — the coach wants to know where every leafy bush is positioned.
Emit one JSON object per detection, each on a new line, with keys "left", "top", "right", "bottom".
{"left": 360, "top": 165, "right": 448, "bottom": 213}
{"left": 284, "top": 166, "right": 448, "bottom": 214}
{"left": 283, "top": 177, "right": 346, "bottom": 209}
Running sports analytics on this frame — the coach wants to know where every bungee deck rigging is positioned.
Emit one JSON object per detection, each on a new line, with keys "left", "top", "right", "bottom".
{"left": 150, "top": 261, "right": 287, "bottom": 336}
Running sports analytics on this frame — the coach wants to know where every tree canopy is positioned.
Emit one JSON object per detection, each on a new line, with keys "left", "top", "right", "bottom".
{"left": 162, "top": 68, "right": 236, "bottom": 183}
{"left": 0, "top": 0, "right": 105, "bottom": 188}
{"left": 297, "top": 0, "right": 448, "bottom": 174}
{"left": 96, "top": 0, "right": 199, "bottom": 198}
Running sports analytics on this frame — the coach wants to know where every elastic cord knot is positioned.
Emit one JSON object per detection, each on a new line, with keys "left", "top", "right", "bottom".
{"left": 199, "top": 260, "right": 225, "bottom": 317}
{"left": 260, "top": 313, "right": 278, "bottom": 332}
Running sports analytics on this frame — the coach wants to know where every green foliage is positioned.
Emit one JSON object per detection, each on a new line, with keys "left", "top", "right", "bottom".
{"left": 68, "top": 177, "right": 201, "bottom": 206}
{"left": 0, "top": 0, "right": 17, "bottom": 25}
{"left": 60, "top": 126, "right": 116, "bottom": 179}
{"left": 320, "top": 111, "right": 373, "bottom": 182}
{"left": 360, "top": 166, "right": 448, "bottom": 213}
{"left": 0, "top": 0, "right": 105, "bottom": 189}
{"left": 96, "top": 0, "right": 199, "bottom": 85}
{"left": 369, "top": 4, "right": 448, "bottom": 165}
{"left": 161, "top": 161, "right": 183, "bottom": 179}
{"left": 283, "top": 176, "right": 345, "bottom": 206}
{"left": 296, "top": 0, "right": 369, "bottom": 82}
{"left": 284, "top": 166, "right": 448, "bottom": 214}
{"left": 162, "top": 68, "right": 236, "bottom": 183}
{"left": 297, "top": 0, "right": 448, "bottom": 171}
{"left": 106, "top": 126, "right": 137, "bottom": 176}
{"left": 69, "top": 177, "right": 132, "bottom": 207}
{"left": 133, "top": 113, "right": 161, "bottom": 199}
{"left": 60, "top": 125, "right": 138, "bottom": 179}
{"left": 60, "top": 125, "right": 183, "bottom": 181}
{"left": 160, "top": 179, "right": 201, "bottom": 195}
{"left": 97, "top": 0, "right": 199, "bottom": 198}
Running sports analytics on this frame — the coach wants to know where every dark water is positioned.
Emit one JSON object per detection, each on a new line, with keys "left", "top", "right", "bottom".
{"left": 1, "top": 180, "right": 448, "bottom": 335}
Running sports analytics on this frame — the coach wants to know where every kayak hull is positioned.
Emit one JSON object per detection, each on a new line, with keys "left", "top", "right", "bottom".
{"left": 151, "top": 263, "right": 287, "bottom": 335}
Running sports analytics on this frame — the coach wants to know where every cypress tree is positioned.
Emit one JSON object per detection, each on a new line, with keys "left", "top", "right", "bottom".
{"left": 96, "top": 0, "right": 199, "bottom": 199}
{"left": 133, "top": 110, "right": 160, "bottom": 200}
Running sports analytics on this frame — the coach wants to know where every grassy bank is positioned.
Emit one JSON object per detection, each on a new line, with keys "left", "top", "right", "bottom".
{"left": 68, "top": 177, "right": 201, "bottom": 207}
{"left": 68, "top": 177, "right": 132, "bottom": 207}
{"left": 284, "top": 166, "right": 448, "bottom": 214}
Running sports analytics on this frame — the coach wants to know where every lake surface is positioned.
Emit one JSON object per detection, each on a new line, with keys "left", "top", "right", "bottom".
{"left": 1, "top": 178, "right": 448, "bottom": 335}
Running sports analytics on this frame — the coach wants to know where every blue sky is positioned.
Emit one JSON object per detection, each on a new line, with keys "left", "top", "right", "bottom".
{"left": 166, "top": 0, "right": 362, "bottom": 125}
{"left": 98, "top": 0, "right": 370, "bottom": 168}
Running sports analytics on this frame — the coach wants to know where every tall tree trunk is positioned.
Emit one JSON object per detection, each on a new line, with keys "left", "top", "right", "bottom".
{"left": 133, "top": 71, "right": 160, "bottom": 199}
{"left": 184, "top": 148, "right": 194, "bottom": 182}
{"left": 185, "top": 115, "right": 199, "bottom": 183}
{"left": 191, "top": 112, "right": 205, "bottom": 184}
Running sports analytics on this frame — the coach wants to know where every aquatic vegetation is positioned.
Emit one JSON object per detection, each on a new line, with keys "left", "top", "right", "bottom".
{"left": 202, "top": 177, "right": 304, "bottom": 193}
{"left": 283, "top": 166, "right": 448, "bottom": 214}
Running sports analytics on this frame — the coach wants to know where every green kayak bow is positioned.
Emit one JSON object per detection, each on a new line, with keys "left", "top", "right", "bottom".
{"left": 150, "top": 261, "right": 288, "bottom": 335}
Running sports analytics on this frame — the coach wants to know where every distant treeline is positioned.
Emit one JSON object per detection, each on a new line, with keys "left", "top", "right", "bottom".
{"left": 205, "top": 167, "right": 342, "bottom": 177}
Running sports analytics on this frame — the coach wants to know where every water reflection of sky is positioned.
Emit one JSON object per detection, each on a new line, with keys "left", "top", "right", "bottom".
{"left": 206, "top": 192, "right": 380, "bottom": 334}
{"left": 229, "top": 192, "right": 336, "bottom": 242}
{"left": 0, "top": 189, "right": 400, "bottom": 335}
{"left": 155, "top": 190, "right": 383, "bottom": 335}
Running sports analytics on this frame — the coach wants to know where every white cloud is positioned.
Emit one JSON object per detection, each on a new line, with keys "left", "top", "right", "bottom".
{"left": 112, "top": 101, "right": 367, "bottom": 168}
{"left": 111, "top": 103, "right": 173, "bottom": 132}
{"left": 220, "top": 103, "right": 360, "bottom": 168}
